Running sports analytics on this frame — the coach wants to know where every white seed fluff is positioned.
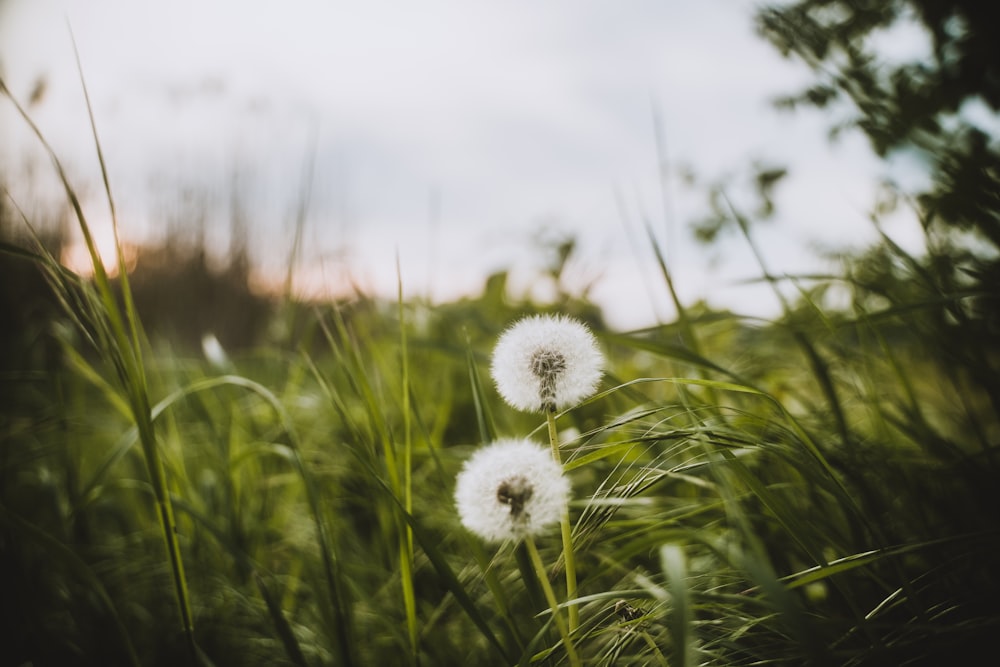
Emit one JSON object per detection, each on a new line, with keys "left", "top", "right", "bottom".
{"left": 491, "top": 314, "right": 604, "bottom": 413}
{"left": 454, "top": 438, "right": 570, "bottom": 543}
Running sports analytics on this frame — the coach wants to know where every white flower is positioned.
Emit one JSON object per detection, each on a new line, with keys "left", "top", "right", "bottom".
{"left": 491, "top": 314, "right": 604, "bottom": 413}
{"left": 455, "top": 438, "right": 571, "bottom": 543}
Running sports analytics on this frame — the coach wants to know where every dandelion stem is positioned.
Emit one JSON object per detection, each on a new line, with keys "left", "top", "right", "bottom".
{"left": 545, "top": 407, "right": 561, "bottom": 461}
{"left": 525, "top": 536, "right": 581, "bottom": 667}
{"left": 546, "top": 407, "right": 580, "bottom": 633}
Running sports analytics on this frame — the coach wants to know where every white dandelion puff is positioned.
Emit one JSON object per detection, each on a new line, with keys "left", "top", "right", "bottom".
{"left": 455, "top": 438, "right": 571, "bottom": 543}
{"left": 491, "top": 314, "right": 604, "bottom": 413}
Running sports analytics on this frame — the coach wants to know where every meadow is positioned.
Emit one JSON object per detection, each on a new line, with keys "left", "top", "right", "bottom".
{"left": 2, "top": 79, "right": 999, "bottom": 666}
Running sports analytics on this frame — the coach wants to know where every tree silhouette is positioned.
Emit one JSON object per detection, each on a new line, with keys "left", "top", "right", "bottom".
{"left": 755, "top": 0, "right": 1000, "bottom": 423}
{"left": 756, "top": 0, "right": 1000, "bottom": 250}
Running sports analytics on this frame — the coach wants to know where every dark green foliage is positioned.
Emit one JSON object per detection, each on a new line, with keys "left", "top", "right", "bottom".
{"left": 756, "top": 0, "right": 1000, "bottom": 288}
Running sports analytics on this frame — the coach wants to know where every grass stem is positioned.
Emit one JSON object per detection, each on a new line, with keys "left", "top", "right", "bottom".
{"left": 525, "top": 536, "right": 581, "bottom": 667}
{"left": 398, "top": 262, "right": 419, "bottom": 662}
{"left": 546, "top": 407, "right": 580, "bottom": 633}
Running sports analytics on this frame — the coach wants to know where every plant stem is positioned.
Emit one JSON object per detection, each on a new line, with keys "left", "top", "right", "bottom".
{"left": 398, "top": 266, "right": 419, "bottom": 663}
{"left": 545, "top": 407, "right": 580, "bottom": 633}
{"left": 525, "top": 536, "right": 581, "bottom": 667}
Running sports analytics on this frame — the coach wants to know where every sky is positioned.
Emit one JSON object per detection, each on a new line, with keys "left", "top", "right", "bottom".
{"left": 0, "top": 0, "right": 930, "bottom": 330}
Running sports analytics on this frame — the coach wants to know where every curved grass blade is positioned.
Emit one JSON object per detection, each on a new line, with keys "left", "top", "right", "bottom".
{"left": 660, "top": 545, "right": 694, "bottom": 667}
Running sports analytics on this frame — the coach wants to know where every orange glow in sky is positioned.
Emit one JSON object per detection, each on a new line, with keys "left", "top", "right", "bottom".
{"left": 59, "top": 227, "right": 138, "bottom": 278}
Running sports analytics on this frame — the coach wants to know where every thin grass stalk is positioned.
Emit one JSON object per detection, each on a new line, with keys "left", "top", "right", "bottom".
{"left": 612, "top": 184, "right": 721, "bottom": 414}
{"left": 397, "top": 260, "right": 419, "bottom": 661}
{"left": 700, "top": 419, "right": 892, "bottom": 656}
{"left": 645, "top": 123, "right": 719, "bottom": 405}
{"left": 76, "top": 38, "right": 200, "bottom": 651}
{"left": 614, "top": 186, "right": 672, "bottom": 324}
{"left": 0, "top": 86, "right": 124, "bottom": 364}
{"left": 301, "top": 330, "right": 369, "bottom": 449}
{"left": 849, "top": 299, "right": 931, "bottom": 447}
{"left": 641, "top": 216, "right": 727, "bottom": 418}
{"left": 660, "top": 545, "right": 694, "bottom": 667}
{"left": 327, "top": 304, "right": 396, "bottom": 453}
{"left": 282, "top": 132, "right": 317, "bottom": 300}
{"left": 513, "top": 542, "right": 547, "bottom": 619}
{"left": 545, "top": 408, "right": 580, "bottom": 633}
{"left": 70, "top": 29, "right": 146, "bottom": 373}
{"left": 253, "top": 390, "right": 359, "bottom": 666}
{"left": 648, "top": 100, "right": 698, "bottom": 355}
{"left": 465, "top": 331, "right": 498, "bottom": 444}
{"left": 719, "top": 200, "right": 941, "bottom": 629}
{"left": 642, "top": 223, "right": 701, "bottom": 355}
{"left": 524, "top": 536, "right": 581, "bottom": 667}
{"left": 470, "top": 541, "right": 528, "bottom": 651}
{"left": 254, "top": 572, "right": 311, "bottom": 667}
{"left": 141, "top": 417, "right": 197, "bottom": 650}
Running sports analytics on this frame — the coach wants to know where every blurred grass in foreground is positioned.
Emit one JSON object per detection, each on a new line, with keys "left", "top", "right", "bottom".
{"left": 2, "top": 80, "right": 999, "bottom": 666}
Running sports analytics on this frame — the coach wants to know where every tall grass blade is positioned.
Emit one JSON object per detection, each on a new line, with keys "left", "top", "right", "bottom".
{"left": 2, "top": 67, "right": 199, "bottom": 659}
{"left": 660, "top": 544, "right": 694, "bottom": 667}
{"left": 465, "top": 333, "right": 497, "bottom": 444}
{"left": 255, "top": 572, "right": 311, "bottom": 667}
{"left": 397, "top": 259, "right": 419, "bottom": 662}
{"left": 68, "top": 26, "right": 145, "bottom": 366}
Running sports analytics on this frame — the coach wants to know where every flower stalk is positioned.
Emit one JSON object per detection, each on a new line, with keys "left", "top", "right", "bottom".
{"left": 487, "top": 314, "right": 603, "bottom": 639}
{"left": 546, "top": 406, "right": 580, "bottom": 633}
{"left": 525, "top": 536, "right": 582, "bottom": 667}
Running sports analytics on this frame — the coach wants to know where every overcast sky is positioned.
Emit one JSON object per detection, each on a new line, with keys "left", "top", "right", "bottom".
{"left": 0, "top": 0, "right": 928, "bottom": 330}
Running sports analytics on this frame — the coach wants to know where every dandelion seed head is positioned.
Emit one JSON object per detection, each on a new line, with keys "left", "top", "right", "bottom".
{"left": 491, "top": 314, "right": 604, "bottom": 412}
{"left": 496, "top": 475, "right": 533, "bottom": 517}
{"left": 454, "top": 438, "right": 570, "bottom": 543}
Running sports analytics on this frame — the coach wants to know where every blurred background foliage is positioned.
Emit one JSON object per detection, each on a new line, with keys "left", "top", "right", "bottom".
{"left": 757, "top": 0, "right": 1000, "bottom": 290}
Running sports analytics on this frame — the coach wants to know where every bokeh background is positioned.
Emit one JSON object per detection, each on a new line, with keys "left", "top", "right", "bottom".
{"left": 0, "top": 0, "right": 949, "bottom": 330}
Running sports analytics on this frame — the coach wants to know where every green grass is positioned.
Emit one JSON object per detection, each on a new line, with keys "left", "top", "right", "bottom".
{"left": 2, "top": 75, "right": 999, "bottom": 666}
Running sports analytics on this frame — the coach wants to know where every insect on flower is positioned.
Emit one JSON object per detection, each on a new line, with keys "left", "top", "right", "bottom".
{"left": 491, "top": 314, "right": 604, "bottom": 413}
{"left": 614, "top": 599, "right": 644, "bottom": 623}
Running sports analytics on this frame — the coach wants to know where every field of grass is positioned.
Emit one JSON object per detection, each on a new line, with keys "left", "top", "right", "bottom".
{"left": 2, "top": 78, "right": 999, "bottom": 667}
